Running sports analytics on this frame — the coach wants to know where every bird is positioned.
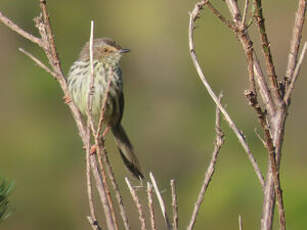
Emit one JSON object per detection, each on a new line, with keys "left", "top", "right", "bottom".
{"left": 67, "top": 38, "right": 143, "bottom": 179}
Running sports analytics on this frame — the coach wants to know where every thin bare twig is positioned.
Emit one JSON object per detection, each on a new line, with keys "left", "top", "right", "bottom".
{"left": 284, "top": 41, "right": 307, "bottom": 104}
{"left": 187, "top": 94, "right": 224, "bottom": 230}
{"left": 39, "top": 0, "right": 64, "bottom": 78}
{"left": 225, "top": 0, "right": 276, "bottom": 116}
{"left": 205, "top": 1, "right": 235, "bottom": 31}
{"left": 87, "top": 21, "right": 116, "bottom": 230}
{"left": 0, "top": 11, "right": 44, "bottom": 48}
{"left": 125, "top": 178, "right": 147, "bottom": 230}
{"left": 147, "top": 182, "right": 157, "bottom": 230}
{"left": 254, "top": 128, "right": 267, "bottom": 148}
{"left": 87, "top": 20, "right": 98, "bottom": 136}
{"left": 239, "top": 215, "right": 243, "bottom": 230}
{"left": 285, "top": 0, "right": 306, "bottom": 85}
{"left": 90, "top": 66, "right": 128, "bottom": 229}
{"left": 86, "top": 22, "right": 96, "bottom": 223}
{"left": 96, "top": 139, "right": 131, "bottom": 230}
{"left": 85, "top": 21, "right": 97, "bottom": 224}
{"left": 242, "top": 0, "right": 249, "bottom": 26}
{"left": 86, "top": 156, "right": 101, "bottom": 230}
{"left": 87, "top": 216, "right": 102, "bottom": 230}
{"left": 90, "top": 155, "right": 115, "bottom": 230}
{"left": 95, "top": 143, "right": 119, "bottom": 230}
{"left": 252, "top": 0, "right": 281, "bottom": 103}
{"left": 1, "top": 3, "right": 120, "bottom": 230}
{"left": 188, "top": 1, "right": 264, "bottom": 187}
{"left": 96, "top": 73, "right": 112, "bottom": 137}
{"left": 170, "top": 180, "right": 178, "bottom": 230}
{"left": 253, "top": 53, "right": 276, "bottom": 116}
{"left": 150, "top": 173, "right": 172, "bottom": 230}
{"left": 18, "top": 48, "right": 59, "bottom": 79}
{"left": 266, "top": 132, "right": 286, "bottom": 230}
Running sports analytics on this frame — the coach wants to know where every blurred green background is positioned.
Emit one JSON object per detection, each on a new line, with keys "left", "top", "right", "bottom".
{"left": 0, "top": 0, "right": 306, "bottom": 229}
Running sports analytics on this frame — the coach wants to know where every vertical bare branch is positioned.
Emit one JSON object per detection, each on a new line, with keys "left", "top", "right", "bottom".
{"left": 238, "top": 215, "right": 243, "bottom": 230}
{"left": 95, "top": 144, "right": 119, "bottom": 230}
{"left": 252, "top": 0, "right": 281, "bottom": 103}
{"left": 90, "top": 155, "right": 115, "bottom": 230}
{"left": 86, "top": 22, "right": 95, "bottom": 218}
{"left": 125, "top": 178, "right": 147, "bottom": 230}
{"left": 95, "top": 136, "right": 130, "bottom": 229}
{"left": 284, "top": 42, "right": 307, "bottom": 104}
{"left": 87, "top": 21, "right": 98, "bottom": 135}
{"left": 149, "top": 173, "right": 172, "bottom": 230}
{"left": 39, "top": 0, "right": 64, "bottom": 77}
{"left": 253, "top": 53, "right": 276, "bottom": 116}
{"left": 34, "top": 1, "right": 87, "bottom": 142}
{"left": 242, "top": 0, "right": 249, "bottom": 26}
{"left": 187, "top": 94, "right": 224, "bottom": 230}
{"left": 147, "top": 182, "right": 157, "bottom": 230}
{"left": 90, "top": 67, "right": 130, "bottom": 229}
{"left": 86, "top": 147, "right": 98, "bottom": 229}
{"left": 224, "top": 0, "right": 256, "bottom": 103}
{"left": 170, "top": 180, "right": 178, "bottom": 230}
{"left": 87, "top": 21, "right": 116, "bottom": 230}
{"left": 224, "top": 0, "right": 276, "bottom": 116}
{"left": 285, "top": 0, "right": 306, "bottom": 85}
{"left": 188, "top": 1, "right": 264, "bottom": 187}
{"left": 87, "top": 216, "right": 102, "bottom": 230}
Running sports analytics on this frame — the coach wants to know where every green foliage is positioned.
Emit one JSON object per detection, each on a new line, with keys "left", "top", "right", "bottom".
{"left": 0, "top": 178, "right": 14, "bottom": 223}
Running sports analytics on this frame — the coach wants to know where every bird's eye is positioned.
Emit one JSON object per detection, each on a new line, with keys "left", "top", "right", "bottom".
{"left": 103, "top": 48, "right": 108, "bottom": 52}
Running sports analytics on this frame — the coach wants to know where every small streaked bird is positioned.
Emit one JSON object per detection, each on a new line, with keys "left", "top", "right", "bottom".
{"left": 67, "top": 38, "right": 143, "bottom": 179}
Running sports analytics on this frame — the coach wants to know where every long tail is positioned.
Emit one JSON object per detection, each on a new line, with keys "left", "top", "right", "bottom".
{"left": 111, "top": 124, "right": 144, "bottom": 180}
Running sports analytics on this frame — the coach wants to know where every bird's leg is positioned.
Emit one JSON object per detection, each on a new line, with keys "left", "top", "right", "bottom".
{"left": 63, "top": 94, "right": 72, "bottom": 104}
{"left": 90, "top": 145, "right": 97, "bottom": 155}
{"left": 82, "top": 144, "right": 97, "bottom": 155}
{"left": 86, "top": 126, "right": 110, "bottom": 155}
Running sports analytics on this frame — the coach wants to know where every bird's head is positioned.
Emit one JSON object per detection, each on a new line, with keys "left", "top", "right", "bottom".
{"left": 79, "top": 37, "right": 129, "bottom": 65}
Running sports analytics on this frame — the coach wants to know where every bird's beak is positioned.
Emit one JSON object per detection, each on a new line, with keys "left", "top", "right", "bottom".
{"left": 119, "top": 48, "right": 130, "bottom": 53}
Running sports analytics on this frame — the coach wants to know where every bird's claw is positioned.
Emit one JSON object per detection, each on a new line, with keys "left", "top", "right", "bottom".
{"left": 90, "top": 145, "right": 97, "bottom": 155}
{"left": 63, "top": 95, "right": 72, "bottom": 104}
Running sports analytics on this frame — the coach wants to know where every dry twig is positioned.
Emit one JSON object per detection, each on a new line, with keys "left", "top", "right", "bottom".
{"left": 170, "top": 180, "right": 178, "bottom": 230}
{"left": 1, "top": 2, "right": 119, "bottom": 230}
{"left": 87, "top": 21, "right": 118, "bottom": 230}
{"left": 187, "top": 94, "right": 224, "bottom": 230}
{"left": 147, "top": 182, "right": 157, "bottom": 230}
{"left": 150, "top": 173, "right": 172, "bottom": 230}
{"left": 238, "top": 215, "right": 243, "bottom": 230}
{"left": 285, "top": 0, "right": 306, "bottom": 85}
{"left": 252, "top": 0, "right": 281, "bottom": 103}
{"left": 188, "top": 1, "right": 264, "bottom": 187}
{"left": 284, "top": 41, "right": 307, "bottom": 104}
{"left": 0, "top": 11, "right": 44, "bottom": 48}
{"left": 125, "top": 178, "right": 147, "bottom": 230}
{"left": 18, "top": 48, "right": 59, "bottom": 79}
{"left": 87, "top": 216, "right": 102, "bottom": 230}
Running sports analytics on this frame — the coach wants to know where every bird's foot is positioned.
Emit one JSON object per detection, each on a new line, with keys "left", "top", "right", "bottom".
{"left": 63, "top": 95, "right": 72, "bottom": 104}
{"left": 90, "top": 145, "right": 97, "bottom": 155}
